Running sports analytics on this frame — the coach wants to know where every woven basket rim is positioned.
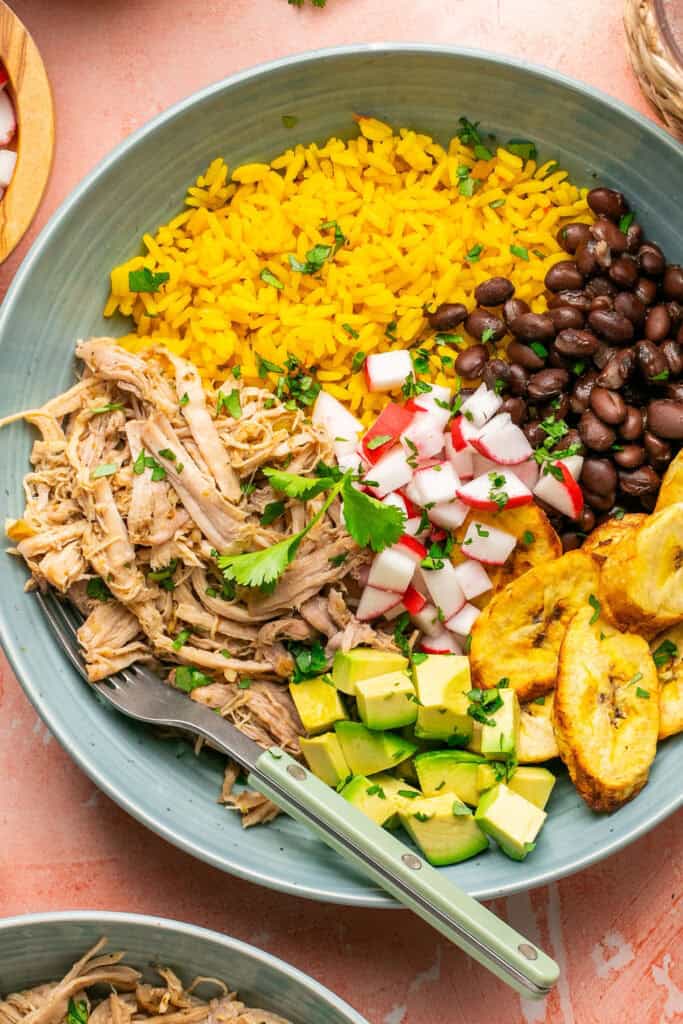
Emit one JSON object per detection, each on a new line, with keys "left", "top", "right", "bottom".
{"left": 624, "top": 0, "right": 683, "bottom": 139}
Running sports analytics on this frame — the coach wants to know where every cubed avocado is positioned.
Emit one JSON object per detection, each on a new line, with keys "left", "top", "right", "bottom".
{"left": 289, "top": 676, "right": 347, "bottom": 735}
{"left": 481, "top": 688, "right": 520, "bottom": 762}
{"left": 332, "top": 648, "right": 408, "bottom": 696}
{"left": 475, "top": 782, "right": 547, "bottom": 861}
{"left": 414, "top": 750, "right": 487, "bottom": 806}
{"left": 334, "top": 721, "right": 417, "bottom": 775}
{"left": 508, "top": 766, "right": 556, "bottom": 810}
{"left": 356, "top": 670, "right": 418, "bottom": 731}
{"left": 476, "top": 761, "right": 506, "bottom": 793}
{"left": 369, "top": 772, "right": 421, "bottom": 829}
{"left": 399, "top": 793, "right": 489, "bottom": 866}
{"left": 340, "top": 775, "right": 398, "bottom": 827}
{"left": 467, "top": 719, "right": 483, "bottom": 754}
{"left": 412, "top": 654, "right": 472, "bottom": 743}
{"left": 299, "top": 732, "right": 350, "bottom": 787}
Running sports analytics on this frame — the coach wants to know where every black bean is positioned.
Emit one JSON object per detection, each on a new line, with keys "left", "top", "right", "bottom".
{"left": 548, "top": 346, "right": 574, "bottom": 371}
{"left": 619, "top": 405, "right": 644, "bottom": 440}
{"left": 507, "top": 339, "right": 545, "bottom": 370}
{"left": 427, "top": 302, "right": 468, "bottom": 331}
{"left": 561, "top": 532, "right": 582, "bottom": 552}
{"left": 637, "top": 243, "right": 666, "bottom": 277}
{"left": 587, "top": 187, "right": 628, "bottom": 221}
{"left": 614, "top": 444, "right": 646, "bottom": 469}
{"left": 643, "top": 430, "right": 672, "bottom": 469}
{"left": 545, "top": 261, "right": 584, "bottom": 292}
{"left": 557, "top": 222, "right": 592, "bottom": 254}
{"left": 619, "top": 465, "right": 660, "bottom": 496}
{"left": 593, "top": 339, "right": 614, "bottom": 369}
{"left": 483, "top": 359, "right": 511, "bottom": 391}
{"left": 661, "top": 340, "right": 683, "bottom": 377}
{"left": 554, "top": 328, "right": 599, "bottom": 358}
{"left": 587, "top": 309, "right": 634, "bottom": 344}
{"left": 454, "top": 344, "right": 489, "bottom": 378}
{"left": 581, "top": 457, "right": 618, "bottom": 495}
{"left": 591, "top": 217, "right": 628, "bottom": 253}
{"left": 609, "top": 255, "right": 639, "bottom": 289}
{"left": 508, "top": 363, "right": 530, "bottom": 396}
{"left": 553, "top": 426, "right": 584, "bottom": 454}
{"left": 475, "top": 277, "right": 515, "bottom": 307}
{"left": 667, "top": 301, "right": 683, "bottom": 330}
{"left": 646, "top": 400, "right": 683, "bottom": 439}
{"left": 644, "top": 304, "right": 671, "bottom": 342}
{"left": 509, "top": 312, "right": 556, "bottom": 342}
{"left": 541, "top": 394, "right": 571, "bottom": 421}
{"left": 640, "top": 493, "right": 658, "bottom": 512}
{"left": 666, "top": 381, "right": 683, "bottom": 402}
{"left": 589, "top": 386, "right": 627, "bottom": 424}
{"left": 548, "top": 305, "right": 585, "bottom": 331}
{"left": 585, "top": 276, "right": 618, "bottom": 299}
{"left": 590, "top": 296, "right": 614, "bottom": 313}
{"left": 523, "top": 420, "right": 546, "bottom": 448}
{"left": 527, "top": 368, "right": 570, "bottom": 400}
{"left": 579, "top": 410, "right": 617, "bottom": 451}
{"left": 614, "top": 291, "right": 646, "bottom": 325}
{"left": 584, "top": 487, "right": 617, "bottom": 512}
{"left": 678, "top": 323, "right": 683, "bottom": 346}
{"left": 500, "top": 396, "right": 527, "bottom": 425}
{"left": 546, "top": 290, "right": 591, "bottom": 313}
{"left": 626, "top": 222, "right": 644, "bottom": 253}
{"left": 570, "top": 370, "right": 598, "bottom": 414}
{"left": 663, "top": 265, "right": 683, "bottom": 301}
{"left": 465, "top": 308, "right": 506, "bottom": 342}
{"left": 634, "top": 276, "right": 658, "bottom": 305}
{"left": 503, "top": 297, "right": 530, "bottom": 324}
{"left": 596, "top": 348, "right": 635, "bottom": 390}
{"left": 575, "top": 240, "right": 599, "bottom": 277}
{"left": 636, "top": 339, "right": 669, "bottom": 381}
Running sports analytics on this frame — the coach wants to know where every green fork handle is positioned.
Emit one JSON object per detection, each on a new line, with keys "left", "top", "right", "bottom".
{"left": 250, "top": 747, "right": 558, "bottom": 999}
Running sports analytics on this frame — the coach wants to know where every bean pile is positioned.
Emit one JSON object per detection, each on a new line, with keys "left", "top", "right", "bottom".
{"left": 427, "top": 186, "right": 683, "bottom": 550}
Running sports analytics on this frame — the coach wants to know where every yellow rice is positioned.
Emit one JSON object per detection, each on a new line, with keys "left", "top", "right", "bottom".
{"left": 105, "top": 116, "right": 592, "bottom": 423}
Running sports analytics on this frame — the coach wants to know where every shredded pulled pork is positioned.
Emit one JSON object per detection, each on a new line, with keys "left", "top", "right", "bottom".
{"left": 3, "top": 338, "right": 397, "bottom": 824}
{"left": 0, "top": 938, "right": 291, "bottom": 1024}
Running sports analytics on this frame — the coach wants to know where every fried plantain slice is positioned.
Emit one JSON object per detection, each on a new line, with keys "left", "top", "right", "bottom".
{"left": 470, "top": 550, "right": 599, "bottom": 701}
{"left": 518, "top": 692, "right": 559, "bottom": 763}
{"left": 655, "top": 449, "right": 683, "bottom": 512}
{"left": 582, "top": 513, "right": 646, "bottom": 565}
{"left": 450, "top": 504, "right": 562, "bottom": 608}
{"left": 650, "top": 623, "right": 683, "bottom": 740}
{"left": 554, "top": 607, "right": 659, "bottom": 812}
{"left": 599, "top": 502, "right": 683, "bottom": 633}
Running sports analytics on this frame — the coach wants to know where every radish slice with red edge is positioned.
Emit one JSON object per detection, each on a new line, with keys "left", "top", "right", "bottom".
{"left": 393, "top": 534, "right": 427, "bottom": 564}
{"left": 367, "top": 548, "right": 416, "bottom": 592}
{"left": 361, "top": 402, "right": 415, "bottom": 463}
{"left": 419, "top": 629, "right": 463, "bottom": 655}
{"left": 403, "top": 516, "right": 423, "bottom": 537}
{"left": 0, "top": 64, "right": 8, "bottom": 90}
{"left": 402, "top": 584, "right": 426, "bottom": 615}
{"left": 512, "top": 458, "right": 540, "bottom": 491}
{"left": 356, "top": 585, "right": 403, "bottom": 621}
{"left": 412, "top": 462, "right": 460, "bottom": 505}
{"left": 365, "top": 350, "right": 413, "bottom": 392}
{"left": 445, "top": 602, "right": 481, "bottom": 638}
{"left": 471, "top": 419, "right": 533, "bottom": 466}
{"left": 457, "top": 469, "right": 533, "bottom": 511}
{"left": 444, "top": 434, "right": 474, "bottom": 481}
{"left": 557, "top": 453, "right": 584, "bottom": 481}
{"left": 312, "top": 390, "right": 363, "bottom": 454}
{"left": 533, "top": 462, "right": 584, "bottom": 519}
{"left": 416, "top": 563, "right": 466, "bottom": 620}
{"left": 382, "top": 491, "right": 409, "bottom": 516}
{"left": 427, "top": 499, "right": 468, "bottom": 530}
{"left": 459, "top": 383, "right": 503, "bottom": 428}
{"left": 450, "top": 414, "right": 480, "bottom": 451}
{"left": 461, "top": 520, "right": 517, "bottom": 565}
{"left": 453, "top": 560, "right": 492, "bottom": 600}
{"left": 411, "top": 601, "right": 442, "bottom": 637}
{"left": 363, "top": 446, "right": 413, "bottom": 498}
{"left": 401, "top": 410, "right": 445, "bottom": 461}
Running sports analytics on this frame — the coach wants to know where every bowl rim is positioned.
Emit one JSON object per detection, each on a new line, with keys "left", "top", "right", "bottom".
{"left": 1, "top": 43, "right": 681, "bottom": 909}
{"left": 0, "top": 910, "right": 368, "bottom": 1023}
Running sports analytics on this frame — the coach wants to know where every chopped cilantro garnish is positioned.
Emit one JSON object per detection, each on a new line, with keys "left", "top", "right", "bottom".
{"left": 466, "top": 243, "right": 484, "bottom": 262}
{"left": 506, "top": 139, "right": 537, "bottom": 161}
{"left": 366, "top": 783, "right": 386, "bottom": 798}
{"left": 257, "top": 354, "right": 284, "bottom": 378}
{"left": 618, "top": 212, "right": 635, "bottom": 233}
{"left": 402, "top": 373, "right": 432, "bottom": 399}
{"left": 179, "top": 392, "right": 190, "bottom": 407}
{"left": 489, "top": 198, "right": 506, "bottom": 209}
{"left": 173, "top": 628, "right": 192, "bottom": 651}
{"left": 320, "top": 219, "right": 346, "bottom": 253}
{"left": 522, "top": 530, "right": 535, "bottom": 546}
{"left": 626, "top": 671, "right": 644, "bottom": 688}
{"left": 651, "top": 370, "right": 670, "bottom": 382}
{"left": 533, "top": 696, "right": 546, "bottom": 706}
{"left": 529, "top": 341, "right": 548, "bottom": 359}
{"left": 86, "top": 577, "right": 112, "bottom": 602}
{"left": 351, "top": 351, "right": 366, "bottom": 372}
{"left": 398, "top": 789, "right": 420, "bottom": 799}
{"left": 231, "top": 364, "right": 242, "bottom": 379}
{"left": 636, "top": 687, "right": 650, "bottom": 699}
{"left": 588, "top": 594, "right": 601, "bottom": 625}
{"left": 653, "top": 639, "right": 678, "bottom": 667}
{"left": 366, "top": 434, "right": 393, "bottom": 451}
{"left": 238, "top": 678, "right": 252, "bottom": 689}
{"left": 128, "top": 267, "right": 170, "bottom": 292}
{"left": 91, "top": 463, "right": 118, "bottom": 479}
{"left": 90, "top": 401, "right": 123, "bottom": 414}
{"left": 481, "top": 327, "right": 495, "bottom": 343}
{"left": 510, "top": 244, "right": 530, "bottom": 260}
{"left": 456, "top": 116, "right": 484, "bottom": 146}
{"left": 260, "top": 267, "right": 284, "bottom": 290}
{"left": 287, "top": 638, "right": 328, "bottom": 682}
{"left": 175, "top": 666, "right": 212, "bottom": 692}
{"left": 289, "top": 243, "right": 333, "bottom": 275}
{"left": 148, "top": 559, "right": 178, "bottom": 591}
{"left": 260, "top": 500, "right": 286, "bottom": 526}
{"left": 282, "top": 114, "right": 298, "bottom": 129}
{"left": 67, "top": 1000, "right": 88, "bottom": 1024}
{"left": 328, "top": 552, "right": 348, "bottom": 567}
{"left": 344, "top": 324, "right": 360, "bottom": 341}
{"left": 412, "top": 348, "right": 431, "bottom": 374}
{"left": 216, "top": 388, "right": 242, "bottom": 419}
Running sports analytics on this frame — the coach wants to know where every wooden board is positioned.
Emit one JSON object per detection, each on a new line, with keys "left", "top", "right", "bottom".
{"left": 0, "top": 0, "right": 54, "bottom": 261}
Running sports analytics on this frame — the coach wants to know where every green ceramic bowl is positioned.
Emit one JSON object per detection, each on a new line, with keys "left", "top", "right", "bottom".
{"left": 0, "top": 46, "right": 681, "bottom": 907}
{"left": 0, "top": 911, "right": 367, "bottom": 1023}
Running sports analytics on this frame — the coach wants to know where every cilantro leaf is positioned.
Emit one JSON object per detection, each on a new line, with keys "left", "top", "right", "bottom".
{"left": 67, "top": 1001, "right": 88, "bottom": 1024}
{"left": 260, "top": 267, "right": 284, "bottom": 290}
{"left": 341, "top": 477, "right": 405, "bottom": 552}
{"left": 263, "top": 466, "right": 336, "bottom": 500}
{"left": 216, "top": 388, "right": 242, "bottom": 419}
{"left": 128, "top": 267, "right": 170, "bottom": 292}
{"left": 86, "top": 577, "right": 112, "bottom": 602}
{"left": 287, "top": 638, "right": 329, "bottom": 682}
{"left": 653, "top": 638, "right": 678, "bottom": 667}
{"left": 175, "top": 666, "right": 213, "bottom": 692}
{"left": 218, "top": 533, "right": 306, "bottom": 590}
{"left": 260, "top": 500, "right": 286, "bottom": 526}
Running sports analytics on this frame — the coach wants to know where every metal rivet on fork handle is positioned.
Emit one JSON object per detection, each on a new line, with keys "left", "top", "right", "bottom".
{"left": 402, "top": 852, "right": 422, "bottom": 870}
{"left": 518, "top": 943, "right": 538, "bottom": 961}
{"left": 286, "top": 764, "right": 306, "bottom": 781}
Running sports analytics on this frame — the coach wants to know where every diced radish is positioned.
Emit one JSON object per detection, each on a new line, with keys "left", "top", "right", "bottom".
{"left": 453, "top": 560, "right": 492, "bottom": 600}
{"left": 444, "top": 434, "right": 474, "bottom": 481}
{"left": 460, "top": 383, "right": 503, "bottom": 428}
{"left": 461, "top": 520, "right": 517, "bottom": 565}
{"left": 412, "top": 462, "right": 460, "bottom": 505}
{"left": 403, "top": 584, "right": 426, "bottom": 615}
{"left": 417, "top": 563, "right": 466, "bottom": 620}
{"left": 382, "top": 492, "right": 409, "bottom": 516}
{"left": 0, "top": 64, "right": 8, "bottom": 90}
{"left": 403, "top": 516, "right": 423, "bottom": 537}
{"left": 398, "top": 490, "right": 420, "bottom": 518}
{"left": 427, "top": 499, "right": 468, "bottom": 530}
{"left": 457, "top": 469, "right": 533, "bottom": 511}
{"left": 0, "top": 148, "right": 14, "bottom": 188}
{"left": 394, "top": 534, "right": 427, "bottom": 564}
{"left": 361, "top": 402, "right": 415, "bottom": 464}
{"left": 365, "top": 350, "right": 413, "bottom": 392}
{"left": 313, "top": 390, "right": 363, "bottom": 456}
{"left": 383, "top": 602, "right": 407, "bottom": 621}
{"left": 513, "top": 458, "right": 540, "bottom": 491}
{"left": 472, "top": 420, "right": 533, "bottom": 466}
{"left": 414, "top": 392, "right": 452, "bottom": 430}
{"left": 450, "top": 414, "right": 480, "bottom": 451}
{"left": 533, "top": 462, "right": 584, "bottom": 520}
{"left": 472, "top": 451, "right": 503, "bottom": 477}
{"left": 419, "top": 629, "right": 463, "bottom": 655}
{"left": 364, "top": 446, "right": 413, "bottom": 498}
{"left": 558, "top": 454, "right": 584, "bottom": 481}
{"left": 445, "top": 602, "right": 481, "bottom": 638}
{"left": 0, "top": 92, "right": 15, "bottom": 146}
{"left": 410, "top": 603, "right": 442, "bottom": 638}
{"left": 357, "top": 585, "right": 403, "bottom": 621}
{"left": 336, "top": 451, "right": 365, "bottom": 475}
{"left": 401, "top": 410, "right": 445, "bottom": 460}
{"left": 368, "top": 548, "right": 416, "bottom": 593}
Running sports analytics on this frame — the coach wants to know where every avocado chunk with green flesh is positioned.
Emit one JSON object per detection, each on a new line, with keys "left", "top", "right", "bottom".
{"left": 356, "top": 670, "right": 418, "bottom": 731}
{"left": 368, "top": 772, "right": 420, "bottom": 829}
{"left": 333, "top": 648, "right": 408, "bottom": 696}
{"left": 412, "top": 654, "right": 473, "bottom": 742}
{"left": 299, "top": 732, "right": 350, "bottom": 787}
{"left": 334, "top": 721, "right": 417, "bottom": 775}
{"left": 340, "top": 775, "right": 398, "bottom": 826}
{"left": 400, "top": 793, "right": 489, "bottom": 866}
{"left": 480, "top": 688, "right": 520, "bottom": 762}
{"left": 289, "top": 676, "right": 347, "bottom": 735}
{"left": 477, "top": 761, "right": 506, "bottom": 793}
{"left": 508, "top": 766, "right": 556, "bottom": 810}
{"left": 475, "top": 783, "right": 547, "bottom": 861}
{"left": 467, "top": 719, "right": 483, "bottom": 754}
{"left": 414, "top": 750, "right": 487, "bottom": 806}
{"left": 389, "top": 726, "right": 440, "bottom": 784}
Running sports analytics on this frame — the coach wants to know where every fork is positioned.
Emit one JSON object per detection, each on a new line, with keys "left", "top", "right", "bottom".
{"left": 36, "top": 589, "right": 559, "bottom": 998}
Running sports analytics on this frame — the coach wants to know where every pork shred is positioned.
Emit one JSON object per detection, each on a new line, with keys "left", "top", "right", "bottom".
{"left": 3, "top": 338, "right": 397, "bottom": 824}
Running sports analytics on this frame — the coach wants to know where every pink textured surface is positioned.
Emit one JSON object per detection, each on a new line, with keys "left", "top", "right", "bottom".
{"left": 0, "top": 1, "right": 681, "bottom": 1022}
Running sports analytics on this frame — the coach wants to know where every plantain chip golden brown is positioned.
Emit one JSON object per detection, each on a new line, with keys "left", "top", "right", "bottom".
{"left": 599, "top": 502, "right": 683, "bottom": 633}
{"left": 469, "top": 550, "right": 599, "bottom": 701}
{"left": 518, "top": 692, "right": 559, "bottom": 763}
{"left": 451, "top": 504, "right": 562, "bottom": 608}
{"left": 650, "top": 623, "right": 683, "bottom": 741}
{"left": 582, "top": 513, "right": 646, "bottom": 565}
{"left": 554, "top": 607, "right": 659, "bottom": 812}
{"left": 655, "top": 449, "right": 683, "bottom": 512}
